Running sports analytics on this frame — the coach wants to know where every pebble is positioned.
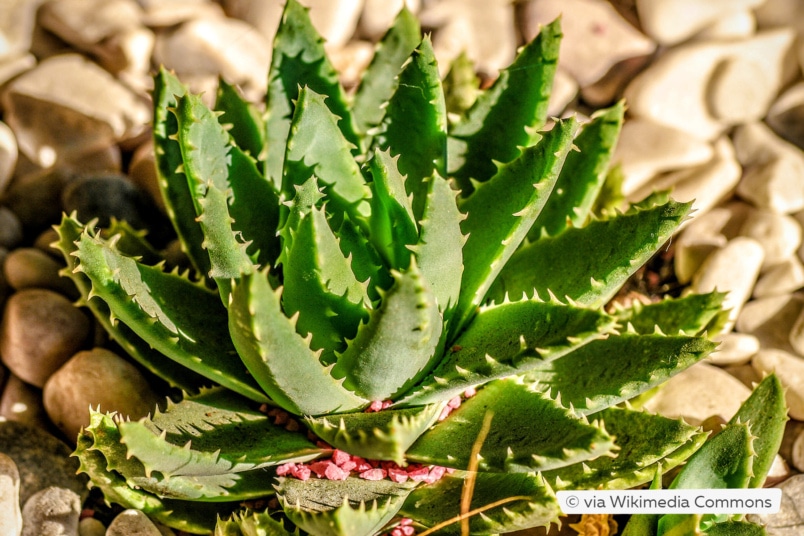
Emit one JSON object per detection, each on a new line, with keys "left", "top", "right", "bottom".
{"left": 2, "top": 53, "right": 150, "bottom": 168}
{"left": 0, "top": 53, "right": 36, "bottom": 89}
{"left": 3, "top": 248, "right": 76, "bottom": 298}
{"left": 0, "top": 420, "right": 87, "bottom": 504}
{"left": 694, "top": 9, "right": 757, "bottom": 41}
{"left": 767, "top": 82, "right": 804, "bottom": 150}
{"left": 0, "top": 289, "right": 92, "bottom": 388}
{"left": 739, "top": 210, "right": 802, "bottom": 270}
{"left": 755, "top": 0, "right": 804, "bottom": 37}
{"left": 0, "top": 207, "right": 24, "bottom": 250}
{"left": 754, "top": 257, "right": 804, "bottom": 298}
{"left": 690, "top": 237, "right": 765, "bottom": 332}
{"left": 138, "top": 0, "right": 224, "bottom": 27}
{"left": 641, "top": 136, "right": 741, "bottom": 217}
{"left": 43, "top": 348, "right": 162, "bottom": 442}
{"left": 422, "top": 0, "right": 516, "bottom": 76}
{"left": 60, "top": 174, "right": 172, "bottom": 248}
{"left": 112, "top": 27, "right": 157, "bottom": 94}
{"left": 1, "top": 170, "right": 69, "bottom": 234}
{"left": 737, "top": 293, "right": 804, "bottom": 353}
{"left": 152, "top": 14, "right": 271, "bottom": 99}
{"left": 722, "top": 363, "right": 763, "bottom": 390}
{"left": 521, "top": 0, "right": 655, "bottom": 87}
{"left": 752, "top": 349, "right": 804, "bottom": 420}
{"left": 220, "top": 0, "right": 283, "bottom": 43}
{"left": 0, "top": 373, "right": 49, "bottom": 428}
{"left": 127, "top": 140, "right": 163, "bottom": 212}
{"left": 547, "top": 69, "right": 579, "bottom": 117}
{"left": 0, "top": 0, "right": 44, "bottom": 61}
{"left": 0, "top": 121, "right": 18, "bottom": 195}
{"left": 21, "top": 486, "right": 80, "bottom": 536}
{"left": 792, "top": 427, "right": 804, "bottom": 472}
{"left": 624, "top": 29, "right": 795, "bottom": 140}
{"left": 706, "top": 332, "right": 760, "bottom": 366}
{"left": 642, "top": 362, "right": 752, "bottom": 425}
{"left": 748, "top": 474, "right": 804, "bottom": 535}
{"left": 78, "top": 518, "right": 106, "bottom": 536}
{"left": 106, "top": 509, "right": 163, "bottom": 536}
{"left": 305, "top": 0, "right": 365, "bottom": 51}
{"left": 0, "top": 453, "right": 22, "bottom": 536}
{"left": 636, "top": 0, "right": 765, "bottom": 45}
{"left": 613, "top": 118, "right": 714, "bottom": 197}
{"left": 734, "top": 122, "right": 804, "bottom": 214}
{"left": 359, "top": 0, "right": 421, "bottom": 40}
{"left": 766, "top": 454, "right": 792, "bottom": 487}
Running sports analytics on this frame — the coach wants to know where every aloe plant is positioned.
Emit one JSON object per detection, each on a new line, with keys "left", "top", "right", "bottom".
{"left": 53, "top": 3, "right": 777, "bottom": 535}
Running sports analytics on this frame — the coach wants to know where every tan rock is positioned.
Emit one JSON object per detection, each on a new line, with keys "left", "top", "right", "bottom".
{"left": 38, "top": 0, "right": 143, "bottom": 55}
{"left": 636, "top": 0, "right": 765, "bottom": 45}
{"left": 359, "top": 0, "right": 421, "bottom": 40}
{"left": 740, "top": 210, "right": 802, "bottom": 270}
{"left": 767, "top": 82, "right": 804, "bottom": 150}
{"left": 752, "top": 349, "right": 804, "bottom": 420}
{"left": 138, "top": 0, "right": 224, "bottom": 27}
{"left": 624, "top": 30, "right": 795, "bottom": 140}
{"left": 737, "top": 294, "right": 804, "bottom": 353}
{"left": 106, "top": 510, "right": 163, "bottom": 536}
{"left": 21, "top": 486, "right": 80, "bottom": 536}
{"left": 3, "top": 248, "right": 76, "bottom": 298}
{"left": 706, "top": 332, "right": 760, "bottom": 366}
{"left": 43, "top": 348, "right": 161, "bottom": 442}
{"left": 0, "top": 121, "right": 17, "bottom": 195}
{"left": 643, "top": 362, "right": 752, "bottom": 425}
{"left": 0, "top": 0, "right": 46, "bottom": 61}
{"left": 0, "top": 453, "right": 21, "bottom": 536}
{"left": 305, "top": 0, "right": 365, "bottom": 51}
{"left": 1, "top": 54, "right": 149, "bottom": 168}
{"left": 221, "top": 0, "right": 283, "bottom": 43}
{"left": 694, "top": 10, "right": 756, "bottom": 40}
{"left": 754, "top": 257, "right": 804, "bottom": 298}
{"left": 691, "top": 237, "right": 764, "bottom": 332}
{"left": 521, "top": 0, "right": 655, "bottom": 87}
{"left": 0, "top": 289, "right": 92, "bottom": 388}
{"left": 0, "top": 374, "right": 48, "bottom": 428}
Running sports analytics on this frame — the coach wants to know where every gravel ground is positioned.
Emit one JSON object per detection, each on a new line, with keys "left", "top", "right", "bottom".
{"left": 2, "top": 0, "right": 804, "bottom": 534}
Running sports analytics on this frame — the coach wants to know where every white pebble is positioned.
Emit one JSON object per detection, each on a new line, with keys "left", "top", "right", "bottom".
{"left": 737, "top": 293, "right": 804, "bottom": 353}
{"left": 106, "top": 510, "right": 162, "bottom": 536}
{"left": 740, "top": 210, "right": 802, "bottom": 270}
{"left": 706, "top": 332, "right": 760, "bottom": 366}
{"left": 752, "top": 349, "right": 804, "bottom": 420}
{"left": 754, "top": 257, "right": 804, "bottom": 298}
{"left": 0, "top": 453, "right": 21, "bottom": 536}
{"left": 636, "top": 0, "right": 764, "bottom": 45}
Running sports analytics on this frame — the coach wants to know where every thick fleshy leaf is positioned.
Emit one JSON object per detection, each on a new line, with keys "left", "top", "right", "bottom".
{"left": 401, "top": 472, "right": 560, "bottom": 535}
{"left": 542, "top": 407, "right": 705, "bottom": 490}
{"left": 56, "top": 215, "right": 207, "bottom": 392}
{"left": 372, "top": 36, "right": 447, "bottom": 219}
{"left": 215, "top": 78, "right": 266, "bottom": 162}
{"left": 489, "top": 201, "right": 691, "bottom": 308}
{"left": 276, "top": 477, "right": 416, "bottom": 536}
{"left": 332, "top": 262, "right": 442, "bottom": 402}
{"left": 400, "top": 298, "right": 615, "bottom": 406}
{"left": 352, "top": 7, "right": 421, "bottom": 137}
{"left": 152, "top": 67, "right": 210, "bottom": 277}
{"left": 216, "top": 511, "right": 300, "bottom": 536}
{"left": 228, "top": 271, "right": 368, "bottom": 416}
{"left": 75, "top": 429, "right": 229, "bottom": 534}
{"left": 414, "top": 174, "right": 465, "bottom": 316}
{"left": 264, "top": 0, "right": 358, "bottom": 183}
{"left": 530, "top": 102, "right": 624, "bottom": 238}
{"left": 449, "top": 18, "right": 561, "bottom": 192}
{"left": 281, "top": 206, "right": 370, "bottom": 353}
{"left": 524, "top": 334, "right": 717, "bottom": 415}
{"left": 670, "top": 422, "right": 754, "bottom": 490}
{"left": 367, "top": 149, "right": 418, "bottom": 270}
{"left": 453, "top": 118, "right": 578, "bottom": 335}
{"left": 704, "top": 521, "right": 766, "bottom": 535}
{"left": 305, "top": 404, "right": 441, "bottom": 465}
{"left": 282, "top": 87, "right": 371, "bottom": 223}
{"left": 616, "top": 292, "right": 727, "bottom": 337}
{"left": 407, "top": 379, "right": 614, "bottom": 472}
{"left": 729, "top": 374, "right": 787, "bottom": 488}
{"left": 442, "top": 52, "right": 480, "bottom": 119}
{"left": 67, "top": 226, "right": 266, "bottom": 402}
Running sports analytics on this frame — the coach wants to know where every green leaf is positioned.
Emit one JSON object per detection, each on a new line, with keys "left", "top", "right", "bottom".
{"left": 489, "top": 200, "right": 691, "bottom": 308}
{"left": 56, "top": 215, "right": 208, "bottom": 392}
{"left": 615, "top": 292, "right": 727, "bottom": 337}
{"left": 276, "top": 477, "right": 416, "bottom": 536}
{"left": 543, "top": 407, "right": 705, "bottom": 491}
{"left": 282, "top": 205, "right": 370, "bottom": 353}
{"left": 229, "top": 271, "right": 368, "bottom": 416}
{"left": 401, "top": 298, "right": 615, "bottom": 406}
{"left": 407, "top": 379, "right": 614, "bottom": 472}
{"left": 152, "top": 67, "right": 211, "bottom": 277}
{"left": 524, "top": 334, "right": 717, "bottom": 415}
{"left": 367, "top": 149, "right": 418, "bottom": 270}
{"left": 530, "top": 101, "right": 624, "bottom": 238}
{"left": 305, "top": 404, "right": 441, "bottom": 465}
{"left": 69, "top": 227, "right": 267, "bottom": 402}
{"left": 415, "top": 175, "right": 465, "bottom": 317}
{"left": 216, "top": 511, "right": 300, "bottom": 536}
{"left": 352, "top": 6, "right": 421, "bottom": 137}
{"left": 704, "top": 521, "right": 766, "bottom": 535}
{"left": 372, "top": 36, "right": 447, "bottom": 219}
{"left": 75, "top": 429, "right": 229, "bottom": 534}
{"left": 265, "top": 0, "right": 359, "bottom": 183}
{"left": 215, "top": 78, "right": 266, "bottom": 163}
{"left": 282, "top": 87, "right": 370, "bottom": 223}
{"left": 442, "top": 52, "right": 480, "bottom": 119}
{"left": 729, "top": 374, "right": 787, "bottom": 488}
{"left": 401, "top": 472, "right": 560, "bottom": 535}
{"left": 449, "top": 18, "right": 562, "bottom": 193}
{"left": 453, "top": 118, "right": 578, "bottom": 335}
{"left": 670, "top": 422, "right": 754, "bottom": 490}
{"left": 332, "top": 262, "right": 442, "bottom": 402}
